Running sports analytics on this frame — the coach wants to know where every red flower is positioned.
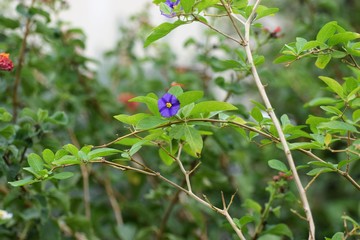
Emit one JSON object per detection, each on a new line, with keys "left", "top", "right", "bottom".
{"left": 118, "top": 92, "right": 140, "bottom": 112}
{"left": 0, "top": 53, "right": 14, "bottom": 71}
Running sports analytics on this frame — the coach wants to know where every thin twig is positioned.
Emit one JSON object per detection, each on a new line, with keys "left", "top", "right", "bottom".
{"left": 12, "top": 0, "right": 35, "bottom": 122}
{"left": 242, "top": 0, "right": 315, "bottom": 238}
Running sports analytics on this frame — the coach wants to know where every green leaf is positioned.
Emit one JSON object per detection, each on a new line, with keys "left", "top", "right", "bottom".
{"left": 273, "top": 55, "right": 297, "bottom": 64}
{"left": 251, "top": 107, "right": 263, "bottom": 122}
{"left": 129, "top": 94, "right": 159, "bottom": 115}
{"left": 181, "top": 103, "right": 195, "bottom": 118}
{"left": 52, "top": 156, "right": 79, "bottom": 166}
{"left": 169, "top": 125, "right": 186, "bottom": 139}
{"left": 316, "top": 21, "right": 338, "bottom": 43}
{"left": 47, "top": 111, "right": 68, "bottom": 125}
{"left": 0, "top": 125, "right": 15, "bottom": 139}
{"left": 268, "top": 159, "right": 288, "bottom": 172}
{"left": 288, "top": 142, "right": 323, "bottom": 150}
{"left": 302, "top": 40, "right": 327, "bottom": 51}
{"left": 159, "top": 2, "right": 173, "bottom": 16}
{"left": 315, "top": 54, "right": 331, "bottom": 69}
{"left": 0, "top": 108, "right": 13, "bottom": 122}
{"left": 305, "top": 97, "right": 339, "bottom": 107}
{"left": 168, "top": 86, "right": 183, "bottom": 97}
{"left": 136, "top": 116, "right": 169, "bottom": 130}
{"left": 88, "top": 148, "right": 121, "bottom": 160}
{"left": 243, "top": 199, "right": 262, "bottom": 213}
{"left": 330, "top": 232, "right": 344, "bottom": 240}
{"left": 235, "top": 215, "right": 255, "bottom": 229}
{"left": 52, "top": 172, "right": 74, "bottom": 180}
{"left": 255, "top": 5, "right": 278, "bottom": 20}
{"left": 261, "top": 224, "right": 293, "bottom": 239}
{"left": 327, "top": 32, "right": 360, "bottom": 46}
{"left": 320, "top": 106, "right": 343, "bottom": 116}
{"left": 295, "top": 37, "right": 308, "bottom": 53}
{"left": 42, "top": 149, "right": 55, "bottom": 164}
{"left": 319, "top": 76, "right": 345, "bottom": 99}
{"left": 114, "top": 113, "right": 151, "bottom": 126}
{"left": 184, "top": 126, "right": 203, "bottom": 157}
{"left": 190, "top": 101, "right": 237, "bottom": 116}
{"left": 8, "top": 177, "right": 37, "bottom": 187}
{"left": 129, "top": 140, "right": 149, "bottom": 156}
{"left": 159, "top": 148, "right": 174, "bottom": 166}
{"left": 319, "top": 121, "right": 358, "bottom": 133}
{"left": 307, "top": 167, "right": 335, "bottom": 176}
{"left": 27, "top": 153, "right": 44, "bottom": 172}
{"left": 144, "top": 20, "right": 188, "bottom": 47}
{"left": 196, "top": 0, "right": 220, "bottom": 12}
{"left": 63, "top": 144, "right": 79, "bottom": 156}
{"left": 181, "top": 0, "right": 195, "bottom": 13}
{"left": 353, "top": 109, "right": 360, "bottom": 123}
{"left": 178, "top": 91, "right": 204, "bottom": 107}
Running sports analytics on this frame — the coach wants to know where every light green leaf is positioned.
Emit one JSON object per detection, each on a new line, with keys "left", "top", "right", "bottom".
{"left": 52, "top": 155, "right": 79, "bottom": 166}
{"left": 195, "top": 0, "right": 220, "bottom": 12}
{"left": 352, "top": 109, "right": 360, "bottom": 123}
{"left": 328, "top": 32, "right": 360, "bottom": 46}
{"left": 52, "top": 172, "right": 74, "bottom": 180}
{"left": 251, "top": 107, "right": 263, "bottom": 122}
{"left": 184, "top": 126, "right": 203, "bottom": 157}
{"left": 181, "top": 0, "right": 195, "bottom": 13}
{"left": 302, "top": 40, "right": 327, "bottom": 51}
{"left": 129, "top": 95, "right": 159, "bottom": 115}
{"left": 243, "top": 199, "right": 262, "bottom": 213}
{"left": 114, "top": 113, "right": 151, "bottom": 126}
{"left": 27, "top": 153, "right": 44, "bottom": 172}
{"left": 8, "top": 177, "right": 37, "bottom": 187}
{"left": 136, "top": 116, "right": 169, "bottom": 129}
{"left": 268, "top": 159, "right": 288, "bottom": 172}
{"left": 288, "top": 142, "right": 323, "bottom": 150}
{"left": 315, "top": 54, "right": 331, "bottom": 69}
{"left": 190, "top": 101, "right": 237, "bottom": 116}
{"left": 178, "top": 90, "right": 203, "bottom": 107}
{"left": 307, "top": 167, "right": 335, "bottom": 176}
{"left": 63, "top": 144, "right": 79, "bottom": 156}
{"left": 273, "top": 55, "right": 297, "bottom": 64}
{"left": 255, "top": 5, "right": 279, "bottom": 20}
{"left": 330, "top": 232, "right": 344, "bottom": 240}
{"left": 168, "top": 86, "right": 183, "bottom": 97}
{"left": 319, "top": 76, "right": 345, "bottom": 99}
{"left": 316, "top": 21, "right": 338, "bottom": 43}
{"left": 144, "top": 20, "right": 188, "bottom": 47}
{"left": 261, "top": 224, "right": 293, "bottom": 239}
{"left": 129, "top": 140, "right": 149, "bottom": 156}
{"left": 42, "top": 149, "right": 55, "bottom": 164}
{"left": 159, "top": 148, "right": 174, "bottom": 166}
{"left": 319, "top": 121, "right": 358, "bottom": 133}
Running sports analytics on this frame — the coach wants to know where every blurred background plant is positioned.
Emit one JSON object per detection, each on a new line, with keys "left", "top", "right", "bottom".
{"left": 0, "top": 0, "right": 359, "bottom": 239}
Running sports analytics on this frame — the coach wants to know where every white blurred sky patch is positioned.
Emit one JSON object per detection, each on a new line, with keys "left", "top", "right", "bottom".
{"left": 59, "top": 1, "right": 203, "bottom": 65}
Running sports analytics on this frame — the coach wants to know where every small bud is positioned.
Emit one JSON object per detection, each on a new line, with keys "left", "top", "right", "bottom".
{"left": 0, "top": 53, "right": 14, "bottom": 71}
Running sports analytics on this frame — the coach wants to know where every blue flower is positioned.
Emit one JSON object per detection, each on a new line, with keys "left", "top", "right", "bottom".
{"left": 161, "top": 0, "right": 180, "bottom": 18}
{"left": 158, "top": 93, "right": 180, "bottom": 118}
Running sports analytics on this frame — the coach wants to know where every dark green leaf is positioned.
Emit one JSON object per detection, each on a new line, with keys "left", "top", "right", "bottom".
{"left": 268, "top": 159, "right": 288, "bottom": 172}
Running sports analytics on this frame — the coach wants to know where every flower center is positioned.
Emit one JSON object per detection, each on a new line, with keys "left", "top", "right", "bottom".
{"left": 166, "top": 102, "right": 172, "bottom": 108}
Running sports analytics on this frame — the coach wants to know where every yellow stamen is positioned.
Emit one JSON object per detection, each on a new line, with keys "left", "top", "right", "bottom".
{"left": 166, "top": 102, "right": 172, "bottom": 108}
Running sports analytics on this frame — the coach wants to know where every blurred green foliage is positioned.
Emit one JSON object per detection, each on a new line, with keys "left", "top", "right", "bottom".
{"left": 0, "top": 0, "right": 359, "bottom": 239}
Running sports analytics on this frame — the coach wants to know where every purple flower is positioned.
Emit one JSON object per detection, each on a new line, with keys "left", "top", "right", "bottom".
{"left": 158, "top": 93, "right": 180, "bottom": 118}
{"left": 161, "top": 0, "right": 180, "bottom": 18}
